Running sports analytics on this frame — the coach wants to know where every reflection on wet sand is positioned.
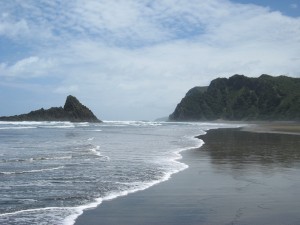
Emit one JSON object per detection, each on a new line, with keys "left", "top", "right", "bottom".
{"left": 199, "top": 128, "right": 300, "bottom": 170}
{"left": 194, "top": 128, "right": 300, "bottom": 225}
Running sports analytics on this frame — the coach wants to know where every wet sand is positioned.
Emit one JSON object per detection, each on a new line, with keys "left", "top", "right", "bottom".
{"left": 243, "top": 121, "right": 300, "bottom": 135}
{"left": 75, "top": 128, "right": 300, "bottom": 225}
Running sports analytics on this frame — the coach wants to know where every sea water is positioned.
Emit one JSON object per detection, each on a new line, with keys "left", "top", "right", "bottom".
{"left": 0, "top": 121, "right": 239, "bottom": 225}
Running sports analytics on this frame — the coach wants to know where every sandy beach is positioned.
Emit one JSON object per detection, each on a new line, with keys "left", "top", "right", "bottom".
{"left": 242, "top": 121, "right": 300, "bottom": 135}
{"left": 75, "top": 126, "right": 300, "bottom": 225}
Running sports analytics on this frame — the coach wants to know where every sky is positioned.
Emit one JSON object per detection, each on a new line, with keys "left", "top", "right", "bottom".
{"left": 0, "top": 0, "right": 300, "bottom": 121}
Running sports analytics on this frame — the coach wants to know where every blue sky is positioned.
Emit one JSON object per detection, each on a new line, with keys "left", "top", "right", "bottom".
{"left": 0, "top": 0, "right": 300, "bottom": 120}
{"left": 233, "top": 0, "right": 300, "bottom": 17}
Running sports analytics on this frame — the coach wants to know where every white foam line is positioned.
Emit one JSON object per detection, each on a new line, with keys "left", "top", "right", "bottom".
{"left": 0, "top": 206, "right": 73, "bottom": 217}
{"left": 0, "top": 166, "right": 64, "bottom": 175}
{"left": 102, "top": 120, "right": 162, "bottom": 127}
{"left": 0, "top": 121, "right": 74, "bottom": 125}
{"left": 85, "top": 129, "right": 102, "bottom": 132}
{"left": 41, "top": 125, "right": 75, "bottom": 129}
{"left": 63, "top": 199, "right": 103, "bottom": 225}
{"left": 0, "top": 121, "right": 44, "bottom": 125}
{"left": 0, "top": 126, "right": 37, "bottom": 130}
{"left": 2, "top": 156, "right": 72, "bottom": 163}
{"left": 44, "top": 156, "right": 72, "bottom": 160}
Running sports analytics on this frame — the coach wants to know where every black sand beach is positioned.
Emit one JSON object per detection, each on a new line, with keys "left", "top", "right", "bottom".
{"left": 75, "top": 128, "right": 300, "bottom": 225}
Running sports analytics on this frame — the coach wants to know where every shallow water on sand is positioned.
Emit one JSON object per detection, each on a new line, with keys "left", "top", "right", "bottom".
{"left": 75, "top": 128, "right": 300, "bottom": 225}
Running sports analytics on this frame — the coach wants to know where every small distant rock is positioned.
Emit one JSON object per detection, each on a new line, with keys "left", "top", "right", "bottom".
{"left": 0, "top": 95, "right": 101, "bottom": 123}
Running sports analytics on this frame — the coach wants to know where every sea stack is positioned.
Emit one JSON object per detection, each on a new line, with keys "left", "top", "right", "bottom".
{"left": 0, "top": 95, "right": 102, "bottom": 122}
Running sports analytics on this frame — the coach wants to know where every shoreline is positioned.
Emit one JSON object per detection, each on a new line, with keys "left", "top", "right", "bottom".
{"left": 242, "top": 121, "right": 300, "bottom": 135}
{"left": 73, "top": 138, "right": 207, "bottom": 225}
{"left": 71, "top": 127, "right": 206, "bottom": 225}
{"left": 205, "top": 120, "right": 300, "bottom": 136}
{"left": 74, "top": 123, "right": 300, "bottom": 225}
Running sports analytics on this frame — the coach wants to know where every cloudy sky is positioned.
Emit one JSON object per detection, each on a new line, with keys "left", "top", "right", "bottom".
{"left": 0, "top": 0, "right": 299, "bottom": 120}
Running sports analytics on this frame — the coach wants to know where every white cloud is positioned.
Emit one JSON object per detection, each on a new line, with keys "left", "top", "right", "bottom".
{"left": 0, "top": 0, "right": 300, "bottom": 120}
{"left": 0, "top": 17, "right": 30, "bottom": 38}
{"left": 11, "top": 56, "right": 39, "bottom": 72}
{"left": 0, "top": 56, "right": 56, "bottom": 78}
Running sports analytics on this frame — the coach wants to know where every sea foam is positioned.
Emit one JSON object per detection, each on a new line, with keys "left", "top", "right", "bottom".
{"left": 0, "top": 166, "right": 64, "bottom": 175}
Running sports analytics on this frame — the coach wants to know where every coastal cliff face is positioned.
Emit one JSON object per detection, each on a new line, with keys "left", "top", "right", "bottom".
{"left": 0, "top": 95, "right": 101, "bottom": 122}
{"left": 169, "top": 74, "right": 300, "bottom": 121}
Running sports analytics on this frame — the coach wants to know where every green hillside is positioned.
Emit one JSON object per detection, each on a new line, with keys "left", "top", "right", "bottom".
{"left": 169, "top": 74, "right": 300, "bottom": 121}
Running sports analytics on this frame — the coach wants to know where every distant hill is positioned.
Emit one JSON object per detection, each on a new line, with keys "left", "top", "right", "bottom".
{"left": 169, "top": 74, "right": 300, "bottom": 121}
{"left": 0, "top": 95, "right": 101, "bottom": 122}
{"left": 154, "top": 116, "right": 169, "bottom": 122}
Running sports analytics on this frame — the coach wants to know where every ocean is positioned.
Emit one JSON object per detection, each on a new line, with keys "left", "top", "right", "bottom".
{"left": 0, "top": 121, "right": 240, "bottom": 225}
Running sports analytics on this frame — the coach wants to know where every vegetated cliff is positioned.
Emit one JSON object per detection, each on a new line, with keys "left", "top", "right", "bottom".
{"left": 169, "top": 74, "right": 300, "bottom": 121}
{"left": 0, "top": 95, "right": 101, "bottom": 122}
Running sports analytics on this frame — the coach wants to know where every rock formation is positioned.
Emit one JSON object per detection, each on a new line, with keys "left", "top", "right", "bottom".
{"left": 0, "top": 95, "right": 101, "bottom": 122}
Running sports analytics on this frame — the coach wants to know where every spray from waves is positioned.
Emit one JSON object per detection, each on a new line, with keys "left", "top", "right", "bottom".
{"left": 89, "top": 146, "right": 101, "bottom": 156}
{"left": 88, "top": 146, "right": 110, "bottom": 160}
{"left": 0, "top": 166, "right": 64, "bottom": 175}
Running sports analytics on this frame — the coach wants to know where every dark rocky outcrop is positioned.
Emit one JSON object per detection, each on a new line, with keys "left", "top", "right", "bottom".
{"left": 0, "top": 95, "right": 101, "bottom": 122}
{"left": 169, "top": 74, "right": 300, "bottom": 121}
